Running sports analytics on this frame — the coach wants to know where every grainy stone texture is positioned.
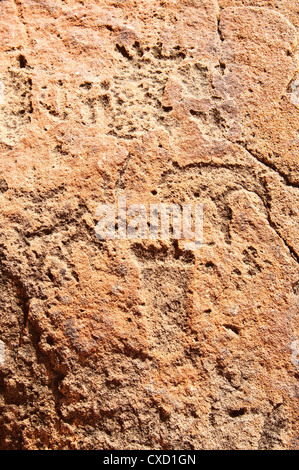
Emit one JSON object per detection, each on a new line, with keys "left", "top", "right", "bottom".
{"left": 0, "top": 0, "right": 298, "bottom": 450}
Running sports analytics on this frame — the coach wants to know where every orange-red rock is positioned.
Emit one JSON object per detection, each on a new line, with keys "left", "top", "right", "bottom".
{"left": 0, "top": 0, "right": 298, "bottom": 449}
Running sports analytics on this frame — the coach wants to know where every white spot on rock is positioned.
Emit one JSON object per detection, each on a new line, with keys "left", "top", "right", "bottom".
{"left": 291, "top": 340, "right": 299, "bottom": 371}
{"left": 290, "top": 340, "right": 299, "bottom": 351}
{"left": 0, "top": 340, "right": 5, "bottom": 365}
{"left": 291, "top": 350, "right": 299, "bottom": 370}
{"left": 290, "top": 79, "right": 299, "bottom": 107}
{"left": 0, "top": 81, "right": 5, "bottom": 105}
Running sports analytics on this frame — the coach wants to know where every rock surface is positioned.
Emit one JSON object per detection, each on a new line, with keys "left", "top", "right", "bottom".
{"left": 0, "top": 0, "right": 298, "bottom": 450}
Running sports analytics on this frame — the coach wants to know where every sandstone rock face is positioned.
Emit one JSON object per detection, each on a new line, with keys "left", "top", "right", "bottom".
{"left": 0, "top": 0, "right": 298, "bottom": 450}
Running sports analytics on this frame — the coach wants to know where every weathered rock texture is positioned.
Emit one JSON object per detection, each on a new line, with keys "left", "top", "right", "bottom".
{"left": 0, "top": 0, "right": 298, "bottom": 450}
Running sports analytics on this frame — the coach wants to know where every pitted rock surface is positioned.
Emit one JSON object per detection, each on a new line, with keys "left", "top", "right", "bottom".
{"left": 0, "top": 0, "right": 298, "bottom": 450}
